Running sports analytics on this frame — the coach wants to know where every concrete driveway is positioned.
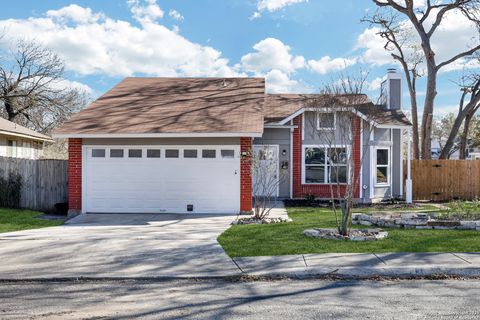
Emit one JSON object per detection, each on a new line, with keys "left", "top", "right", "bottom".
{"left": 0, "top": 213, "right": 242, "bottom": 279}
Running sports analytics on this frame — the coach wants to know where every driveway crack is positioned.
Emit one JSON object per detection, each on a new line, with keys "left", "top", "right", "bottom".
{"left": 230, "top": 257, "right": 245, "bottom": 273}
{"left": 373, "top": 253, "right": 387, "bottom": 265}
{"left": 302, "top": 255, "right": 308, "bottom": 267}
{"left": 451, "top": 253, "right": 472, "bottom": 264}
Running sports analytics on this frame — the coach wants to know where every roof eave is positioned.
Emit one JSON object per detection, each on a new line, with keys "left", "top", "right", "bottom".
{"left": 0, "top": 130, "right": 54, "bottom": 142}
{"left": 52, "top": 132, "right": 263, "bottom": 139}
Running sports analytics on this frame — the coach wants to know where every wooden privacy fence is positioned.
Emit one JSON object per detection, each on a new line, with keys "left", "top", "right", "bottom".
{"left": 0, "top": 156, "right": 68, "bottom": 212}
{"left": 405, "top": 160, "right": 480, "bottom": 201}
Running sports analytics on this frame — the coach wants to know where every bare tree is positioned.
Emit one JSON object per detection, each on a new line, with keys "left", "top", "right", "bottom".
{"left": 306, "top": 73, "right": 379, "bottom": 236}
{"left": 432, "top": 113, "right": 458, "bottom": 158}
{"left": 251, "top": 145, "right": 285, "bottom": 219}
{"left": 368, "top": 0, "right": 480, "bottom": 159}
{"left": 459, "top": 110, "right": 480, "bottom": 158}
{"left": 363, "top": 11, "right": 424, "bottom": 159}
{"left": 0, "top": 39, "right": 88, "bottom": 133}
{"left": 439, "top": 73, "right": 480, "bottom": 158}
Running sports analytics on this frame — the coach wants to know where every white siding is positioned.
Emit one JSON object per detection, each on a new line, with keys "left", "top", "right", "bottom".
{"left": 0, "top": 134, "right": 44, "bottom": 159}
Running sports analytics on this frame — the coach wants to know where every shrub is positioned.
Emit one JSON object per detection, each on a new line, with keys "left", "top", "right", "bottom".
{"left": 0, "top": 171, "right": 23, "bottom": 208}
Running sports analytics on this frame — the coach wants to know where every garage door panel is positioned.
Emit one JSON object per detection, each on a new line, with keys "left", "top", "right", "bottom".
{"left": 85, "top": 146, "right": 240, "bottom": 214}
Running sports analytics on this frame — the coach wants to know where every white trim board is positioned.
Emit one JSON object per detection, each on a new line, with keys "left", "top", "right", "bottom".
{"left": 0, "top": 130, "right": 53, "bottom": 142}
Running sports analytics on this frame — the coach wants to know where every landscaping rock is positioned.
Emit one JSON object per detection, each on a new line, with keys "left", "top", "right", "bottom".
{"left": 303, "top": 228, "right": 388, "bottom": 241}
{"left": 351, "top": 210, "right": 480, "bottom": 231}
{"left": 400, "top": 213, "right": 417, "bottom": 219}
{"left": 427, "top": 221, "right": 461, "bottom": 227}
{"left": 360, "top": 220, "right": 373, "bottom": 226}
{"left": 232, "top": 217, "right": 292, "bottom": 225}
{"left": 458, "top": 221, "right": 476, "bottom": 230}
{"left": 416, "top": 226, "right": 433, "bottom": 230}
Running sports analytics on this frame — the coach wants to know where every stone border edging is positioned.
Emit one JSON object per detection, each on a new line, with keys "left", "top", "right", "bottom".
{"left": 352, "top": 213, "right": 480, "bottom": 230}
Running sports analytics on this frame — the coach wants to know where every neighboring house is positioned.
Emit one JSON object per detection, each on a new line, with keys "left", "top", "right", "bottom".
{"left": 431, "top": 139, "right": 480, "bottom": 160}
{"left": 431, "top": 138, "right": 460, "bottom": 159}
{"left": 53, "top": 70, "right": 411, "bottom": 216}
{"left": 468, "top": 146, "right": 480, "bottom": 160}
{"left": 0, "top": 117, "right": 53, "bottom": 159}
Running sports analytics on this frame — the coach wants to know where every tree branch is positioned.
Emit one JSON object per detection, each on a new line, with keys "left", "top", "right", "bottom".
{"left": 437, "top": 44, "right": 480, "bottom": 70}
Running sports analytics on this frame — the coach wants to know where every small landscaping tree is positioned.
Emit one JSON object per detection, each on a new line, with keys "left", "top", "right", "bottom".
{"left": 306, "top": 73, "right": 379, "bottom": 236}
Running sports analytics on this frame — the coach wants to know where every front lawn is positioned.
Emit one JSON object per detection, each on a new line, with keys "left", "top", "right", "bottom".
{"left": 218, "top": 207, "right": 480, "bottom": 257}
{"left": 0, "top": 208, "right": 63, "bottom": 233}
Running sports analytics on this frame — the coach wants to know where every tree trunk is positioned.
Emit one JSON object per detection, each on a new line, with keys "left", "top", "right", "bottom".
{"left": 4, "top": 97, "right": 17, "bottom": 121}
{"left": 439, "top": 114, "right": 465, "bottom": 159}
{"left": 411, "top": 99, "right": 420, "bottom": 160}
{"left": 440, "top": 96, "right": 480, "bottom": 159}
{"left": 420, "top": 67, "right": 437, "bottom": 159}
{"left": 406, "top": 71, "right": 420, "bottom": 160}
{"left": 459, "top": 111, "right": 475, "bottom": 159}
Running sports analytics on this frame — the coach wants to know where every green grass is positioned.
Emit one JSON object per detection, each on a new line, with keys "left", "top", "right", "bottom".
{"left": 0, "top": 208, "right": 63, "bottom": 233}
{"left": 218, "top": 207, "right": 480, "bottom": 257}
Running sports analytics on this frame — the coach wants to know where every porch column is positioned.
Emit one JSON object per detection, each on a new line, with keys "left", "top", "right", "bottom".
{"left": 405, "top": 129, "right": 413, "bottom": 203}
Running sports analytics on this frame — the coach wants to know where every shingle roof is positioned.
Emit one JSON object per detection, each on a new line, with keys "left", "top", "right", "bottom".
{"left": 54, "top": 78, "right": 410, "bottom": 137}
{"left": 358, "top": 104, "right": 412, "bottom": 127}
{"left": 264, "top": 93, "right": 371, "bottom": 122}
{"left": 0, "top": 117, "right": 53, "bottom": 141}
{"left": 265, "top": 93, "right": 411, "bottom": 127}
{"left": 54, "top": 77, "right": 265, "bottom": 136}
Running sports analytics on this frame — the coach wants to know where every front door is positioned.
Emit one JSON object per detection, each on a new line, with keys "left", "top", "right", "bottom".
{"left": 252, "top": 145, "right": 279, "bottom": 197}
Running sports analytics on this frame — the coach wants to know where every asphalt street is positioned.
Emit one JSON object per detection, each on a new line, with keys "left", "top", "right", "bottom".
{"left": 1, "top": 279, "right": 479, "bottom": 319}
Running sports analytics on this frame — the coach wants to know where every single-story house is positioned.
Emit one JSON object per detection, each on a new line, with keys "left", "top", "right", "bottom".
{"left": 0, "top": 117, "right": 53, "bottom": 159}
{"left": 53, "top": 70, "right": 412, "bottom": 216}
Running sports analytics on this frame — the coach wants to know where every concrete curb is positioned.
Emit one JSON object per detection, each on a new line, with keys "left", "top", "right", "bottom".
{"left": 239, "top": 267, "right": 480, "bottom": 279}
{"left": 1, "top": 267, "right": 480, "bottom": 282}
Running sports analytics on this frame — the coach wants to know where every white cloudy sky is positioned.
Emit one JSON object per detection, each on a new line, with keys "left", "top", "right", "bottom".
{"left": 0, "top": 0, "right": 478, "bottom": 117}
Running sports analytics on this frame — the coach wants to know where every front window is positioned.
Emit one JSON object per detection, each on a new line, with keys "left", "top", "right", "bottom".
{"left": 316, "top": 113, "right": 335, "bottom": 130}
{"left": 375, "top": 148, "right": 390, "bottom": 185}
{"left": 304, "top": 147, "right": 347, "bottom": 184}
{"left": 7, "top": 140, "right": 17, "bottom": 157}
{"left": 23, "top": 142, "right": 31, "bottom": 158}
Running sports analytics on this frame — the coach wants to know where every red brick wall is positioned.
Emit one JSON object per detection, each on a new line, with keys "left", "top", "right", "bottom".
{"left": 292, "top": 114, "right": 361, "bottom": 199}
{"left": 240, "top": 137, "right": 252, "bottom": 212}
{"left": 351, "top": 116, "right": 361, "bottom": 198}
{"left": 68, "top": 138, "right": 82, "bottom": 213}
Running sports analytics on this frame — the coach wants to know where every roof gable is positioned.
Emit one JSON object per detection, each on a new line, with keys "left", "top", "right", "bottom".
{"left": 265, "top": 93, "right": 411, "bottom": 128}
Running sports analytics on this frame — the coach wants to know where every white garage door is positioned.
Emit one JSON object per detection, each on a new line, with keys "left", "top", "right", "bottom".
{"left": 84, "top": 145, "right": 240, "bottom": 214}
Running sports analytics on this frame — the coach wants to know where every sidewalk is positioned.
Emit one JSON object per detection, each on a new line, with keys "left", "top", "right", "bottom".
{"left": 232, "top": 252, "right": 480, "bottom": 278}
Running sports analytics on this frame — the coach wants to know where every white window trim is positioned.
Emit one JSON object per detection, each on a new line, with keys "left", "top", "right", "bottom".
{"left": 374, "top": 146, "right": 391, "bottom": 187}
{"left": 86, "top": 146, "right": 239, "bottom": 160}
{"left": 302, "top": 144, "right": 350, "bottom": 185}
{"left": 316, "top": 112, "right": 336, "bottom": 131}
